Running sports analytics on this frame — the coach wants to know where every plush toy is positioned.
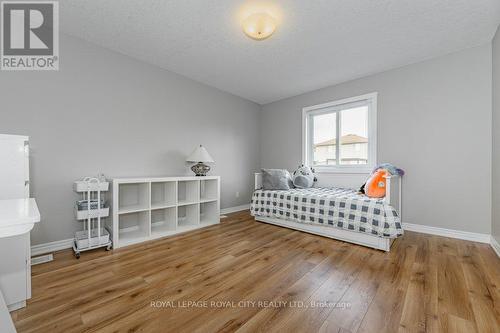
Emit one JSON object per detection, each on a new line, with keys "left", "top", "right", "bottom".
{"left": 360, "top": 163, "right": 404, "bottom": 198}
{"left": 292, "top": 165, "right": 317, "bottom": 189}
{"left": 364, "top": 169, "right": 389, "bottom": 198}
{"left": 372, "top": 163, "right": 404, "bottom": 176}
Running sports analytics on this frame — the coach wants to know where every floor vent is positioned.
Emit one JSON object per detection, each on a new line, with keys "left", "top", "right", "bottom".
{"left": 31, "top": 254, "right": 54, "bottom": 265}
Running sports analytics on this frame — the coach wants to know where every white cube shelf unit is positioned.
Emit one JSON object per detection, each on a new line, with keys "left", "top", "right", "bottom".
{"left": 112, "top": 176, "right": 220, "bottom": 248}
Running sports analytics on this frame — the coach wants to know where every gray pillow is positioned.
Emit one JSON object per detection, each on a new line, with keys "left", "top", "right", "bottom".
{"left": 261, "top": 169, "right": 293, "bottom": 190}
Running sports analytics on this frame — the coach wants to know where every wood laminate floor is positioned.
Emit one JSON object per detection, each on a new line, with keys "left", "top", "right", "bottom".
{"left": 11, "top": 211, "right": 500, "bottom": 333}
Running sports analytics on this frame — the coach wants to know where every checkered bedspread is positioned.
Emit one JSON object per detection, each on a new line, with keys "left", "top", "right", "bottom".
{"left": 250, "top": 187, "right": 403, "bottom": 238}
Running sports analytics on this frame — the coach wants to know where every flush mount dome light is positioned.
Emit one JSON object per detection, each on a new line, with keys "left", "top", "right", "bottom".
{"left": 242, "top": 12, "right": 276, "bottom": 40}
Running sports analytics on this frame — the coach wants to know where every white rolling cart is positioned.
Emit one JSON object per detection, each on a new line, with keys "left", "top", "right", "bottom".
{"left": 73, "top": 176, "right": 112, "bottom": 258}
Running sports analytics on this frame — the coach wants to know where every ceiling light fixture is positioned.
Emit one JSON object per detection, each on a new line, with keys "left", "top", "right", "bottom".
{"left": 242, "top": 12, "right": 276, "bottom": 40}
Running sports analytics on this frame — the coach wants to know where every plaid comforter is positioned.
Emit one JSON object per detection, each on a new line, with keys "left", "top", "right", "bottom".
{"left": 251, "top": 187, "right": 403, "bottom": 238}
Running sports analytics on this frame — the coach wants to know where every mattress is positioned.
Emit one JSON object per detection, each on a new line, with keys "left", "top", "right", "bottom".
{"left": 251, "top": 187, "right": 403, "bottom": 238}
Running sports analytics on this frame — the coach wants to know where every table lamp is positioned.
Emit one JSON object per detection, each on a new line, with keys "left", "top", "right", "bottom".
{"left": 186, "top": 145, "right": 214, "bottom": 176}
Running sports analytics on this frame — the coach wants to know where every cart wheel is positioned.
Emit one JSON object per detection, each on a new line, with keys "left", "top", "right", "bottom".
{"left": 75, "top": 252, "right": 80, "bottom": 259}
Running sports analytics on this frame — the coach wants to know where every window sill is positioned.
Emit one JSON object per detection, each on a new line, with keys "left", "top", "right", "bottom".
{"left": 313, "top": 166, "right": 373, "bottom": 174}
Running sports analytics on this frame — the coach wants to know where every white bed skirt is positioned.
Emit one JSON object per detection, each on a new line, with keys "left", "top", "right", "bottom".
{"left": 254, "top": 215, "right": 393, "bottom": 251}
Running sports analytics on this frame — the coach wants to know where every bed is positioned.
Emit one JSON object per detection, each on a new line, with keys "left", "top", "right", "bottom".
{"left": 251, "top": 173, "right": 402, "bottom": 251}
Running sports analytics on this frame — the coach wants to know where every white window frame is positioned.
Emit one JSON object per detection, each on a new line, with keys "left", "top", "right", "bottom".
{"left": 302, "top": 92, "right": 377, "bottom": 174}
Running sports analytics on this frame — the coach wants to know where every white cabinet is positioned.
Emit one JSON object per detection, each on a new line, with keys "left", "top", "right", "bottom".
{"left": 112, "top": 176, "right": 220, "bottom": 248}
{"left": 0, "top": 290, "right": 16, "bottom": 333}
{"left": 0, "top": 134, "right": 29, "bottom": 200}
{"left": 0, "top": 134, "right": 40, "bottom": 314}
{"left": 0, "top": 233, "right": 29, "bottom": 308}
{"left": 0, "top": 198, "right": 40, "bottom": 311}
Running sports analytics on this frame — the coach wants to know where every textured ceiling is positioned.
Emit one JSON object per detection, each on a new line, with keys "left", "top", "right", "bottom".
{"left": 61, "top": 0, "right": 500, "bottom": 104}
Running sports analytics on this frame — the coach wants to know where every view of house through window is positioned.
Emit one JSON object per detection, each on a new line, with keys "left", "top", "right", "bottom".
{"left": 305, "top": 94, "right": 376, "bottom": 171}
{"left": 312, "top": 112, "right": 337, "bottom": 165}
{"left": 339, "top": 106, "right": 368, "bottom": 165}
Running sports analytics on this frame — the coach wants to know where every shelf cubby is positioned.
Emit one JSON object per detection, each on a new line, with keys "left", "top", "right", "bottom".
{"left": 200, "top": 201, "right": 219, "bottom": 226}
{"left": 200, "top": 179, "right": 218, "bottom": 202}
{"left": 118, "top": 210, "right": 150, "bottom": 246}
{"left": 178, "top": 180, "right": 199, "bottom": 205}
{"left": 113, "top": 177, "right": 219, "bottom": 248}
{"left": 151, "top": 207, "right": 177, "bottom": 237}
{"left": 177, "top": 203, "right": 199, "bottom": 229}
{"left": 151, "top": 181, "right": 177, "bottom": 209}
{"left": 118, "top": 182, "right": 150, "bottom": 213}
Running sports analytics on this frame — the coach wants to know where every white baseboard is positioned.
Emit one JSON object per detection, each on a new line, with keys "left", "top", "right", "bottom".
{"left": 7, "top": 300, "right": 26, "bottom": 312}
{"left": 491, "top": 236, "right": 500, "bottom": 257}
{"left": 31, "top": 238, "right": 73, "bottom": 256}
{"left": 403, "top": 223, "right": 490, "bottom": 243}
{"left": 220, "top": 204, "right": 250, "bottom": 215}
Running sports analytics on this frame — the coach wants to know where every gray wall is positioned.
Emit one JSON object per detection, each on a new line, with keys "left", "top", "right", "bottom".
{"left": 0, "top": 34, "right": 495, "bottom": 244}
{"left": 493, "top": 26, "right": 500, "bottom": 243}
{"left": 261, "top": 44, "right": 492, "bottom": 234}
{"left": 0, "top": 34, "right": 261, "bottom": 245}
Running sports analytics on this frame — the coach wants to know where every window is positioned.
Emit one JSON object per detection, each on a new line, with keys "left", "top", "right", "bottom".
{"left": 302, "top": 93, "right": 377, "bottom": 173}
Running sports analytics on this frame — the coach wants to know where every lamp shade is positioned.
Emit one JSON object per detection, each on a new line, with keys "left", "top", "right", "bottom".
{"left": 186, "top": 145, "right": 214, "bottom": 163}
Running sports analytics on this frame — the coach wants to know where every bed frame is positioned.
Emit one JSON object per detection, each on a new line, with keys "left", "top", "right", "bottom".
{"left": 253, "top": 173, "right": 402, "bottom": 251}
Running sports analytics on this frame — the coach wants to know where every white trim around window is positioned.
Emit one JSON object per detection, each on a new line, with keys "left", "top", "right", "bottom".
{"left": 302, "top": 92, "right": 377, "bottom": 174}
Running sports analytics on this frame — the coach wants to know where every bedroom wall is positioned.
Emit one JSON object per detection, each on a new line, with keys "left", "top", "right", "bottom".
{"left": 0, "top": 34, "right": 261, "bottom": 245}
{"left": 493, "top": 26, "right": 500, "bottom": 244}
{"left": 260, "top": 44, "right": 492, "bottom": 234}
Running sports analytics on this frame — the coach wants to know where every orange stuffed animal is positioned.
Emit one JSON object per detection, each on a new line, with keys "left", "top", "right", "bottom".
{"left": 365, "top": 169, "right": 388, "bottom": 198}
